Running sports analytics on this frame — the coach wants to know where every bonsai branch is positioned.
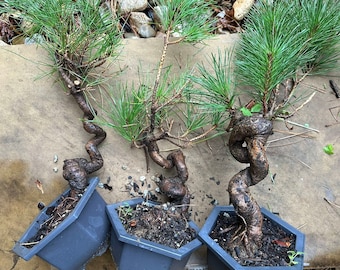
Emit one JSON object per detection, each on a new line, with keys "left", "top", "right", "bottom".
{"left": 56, "top": 53, "right": 106, "bottom": 197}
{"left": 142, "top": 132, "right": 190, "bottom": 212}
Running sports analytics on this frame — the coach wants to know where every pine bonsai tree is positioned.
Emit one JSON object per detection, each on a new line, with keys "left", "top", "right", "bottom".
{"left": 2, "top": 0, "right": 122, "bottom": 196}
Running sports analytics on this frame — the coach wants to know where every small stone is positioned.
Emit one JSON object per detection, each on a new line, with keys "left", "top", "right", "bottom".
{"left": 139, "top": 24, "right": 156, "bottom": 38}
{"left": 154, "top": 177, "right": 160, "bottom": 183}
{"left": 53, "top": 167, "right": 58, "bottom": 173}
{"left": 223, "top": 212, "right": 230, "bottom": 218}
{"left": 129, "top": 12, "right": 156, "bottom": 38}
{"left": 217, "top": 10, "right": 226, "bottom": 18}
{"left": 98, "top": 182, "right": 104, "bottom": 189}
{"left": 139, "top": 175, "right": 146, "bottom": 182}
{"left": 143, "top": 189, "right": 149, "bottom": 198}
{"left": 121, "top": 165, "right": 128, "bottom": 170}
{"left": 24, "top": 33, "right": 45, "bottom": 44}
{"left": 53, "top": 154, "right": 58, "bottom": 163}
{"left": 233, "top": 0, "right": 255, "bottom": 21}
{"left": 172, "top": 24, "right": 183, "bottom": 38}
{"left": 117, "top": 0, "right": 148, "bottom": 13}
{"left": 153, "top": 6, "right": 167, "bottom": 31}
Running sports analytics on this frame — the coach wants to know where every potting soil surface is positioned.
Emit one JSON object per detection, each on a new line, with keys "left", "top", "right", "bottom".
{"left": 119, "top": 203, "right": 196, "bottom": 249}
{"left": 210, "top": 212, "right": 297, "bottom": 267}
{"left": 1, "top": 36, "right": 339, "bottom": 269}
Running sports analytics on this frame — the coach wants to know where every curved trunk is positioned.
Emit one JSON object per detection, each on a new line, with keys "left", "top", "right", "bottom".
{"left": 228, "top": 114, "right": 273, "bottom": 252}
{"left": 143, "top": 133, "right": 190, "bottom": 212}
{"left": 56, "top": 53, "right": 106, "bottom": 197}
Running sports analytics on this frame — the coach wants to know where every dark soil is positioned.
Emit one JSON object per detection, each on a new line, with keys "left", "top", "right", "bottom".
{"left": 210, "top": 211, "right": 297, "bottom": 267}
{"left": 22, "top": 191, "right": 80, "bottom": 248}
{"left": 118, "top": 202, "right": 197, "bottom": 249}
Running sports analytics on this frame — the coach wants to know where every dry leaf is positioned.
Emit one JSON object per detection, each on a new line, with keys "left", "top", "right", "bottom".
{"left": 35, "top": 179, "right": 44, "bottom": 194}
{"left": 272, "top": 238, "right": 291, "bottom": 248}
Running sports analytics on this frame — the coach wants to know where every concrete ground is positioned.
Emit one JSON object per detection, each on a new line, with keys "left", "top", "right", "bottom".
{"left": 0, "top": 35, "right": 339, "bottom": 269}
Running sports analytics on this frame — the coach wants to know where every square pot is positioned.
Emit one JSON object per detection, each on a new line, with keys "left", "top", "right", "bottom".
{"left": 106, "top": 198, "right": 202, "bottom": 270}
{"left": 198, "top": 205, "right": 305, "bottom": 270}
{"left": 12, "top": 177, "right": 110, "bottom": 270}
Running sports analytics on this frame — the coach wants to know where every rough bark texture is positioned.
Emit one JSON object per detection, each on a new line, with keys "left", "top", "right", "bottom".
{"left": 143, "top": 132, "right": 190, "bottom": 212}
{"left": 55, "top": 53, "right": 106, "bottom": 197}
{"left": 228, "top": 114, "right": 273, "bottom": 253}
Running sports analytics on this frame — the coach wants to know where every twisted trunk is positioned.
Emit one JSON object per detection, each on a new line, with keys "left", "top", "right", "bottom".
{"left": 56, "top": 53, "right": 106, "bottom": 197}
{"left": 143, "top": 132, "right": 190, "bottom": 212}
{"left": 228, "top": 114, "right": 273, "bottom": 253}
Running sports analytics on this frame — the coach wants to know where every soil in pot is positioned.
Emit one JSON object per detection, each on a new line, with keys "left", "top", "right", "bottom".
{"left": 210, "top": 211, "right": 297, "bottom": 267}
{"left": 117, "top": 202, "right": 197, "bottom": 249}
{"left": 20, "top": 190, "right": 83, "bottom": 248}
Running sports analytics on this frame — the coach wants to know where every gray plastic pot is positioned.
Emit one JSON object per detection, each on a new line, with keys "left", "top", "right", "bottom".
{"left": 12, "top": 177, "right": 110, "bottom": 270}
{"left": 198, "top": 205, "right": 305, "bottom": 270}
{"left": 106, "top": 198, "right": 202, "bottom": 270}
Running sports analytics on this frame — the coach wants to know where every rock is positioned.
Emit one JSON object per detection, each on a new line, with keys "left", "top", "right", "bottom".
{"left": 138, "top": 24, "right": 157, "bottom": 38}
{"left": 153, "top": 6, "right": 168, "bottom": 31}
{"left": 123, "top": 32, "right": 140, "bottom": 39}
{"left": 24, "top": 33, "right": 45, "bottom": 44}
{"left": 117, "top": 0, "right": 148, "bottom": 13}
{"left": 233, "top": 0, "right": 255, "bottom": 20}
{"left": 129, "top": 12, "right": 156, "bottom": 38}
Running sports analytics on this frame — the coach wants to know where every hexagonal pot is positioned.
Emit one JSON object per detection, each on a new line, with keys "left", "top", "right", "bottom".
{"left": 198, "top": 205, "right": 305, "bottom": 270}
{"left": 12, "top": 177, "right": 110, "bottom": 270}
{"left": 106, "top": 198, "right": 202, "bottom": 270}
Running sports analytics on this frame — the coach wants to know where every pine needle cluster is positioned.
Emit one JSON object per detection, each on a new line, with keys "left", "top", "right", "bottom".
{"left": 98, "top": 0, "right": 219, "bottom": 144}
{"left": 2, "top": 0, "right": 122, "bottom": 86}
{"left": 235, "top": 0, "right": 340, "bottom": 117}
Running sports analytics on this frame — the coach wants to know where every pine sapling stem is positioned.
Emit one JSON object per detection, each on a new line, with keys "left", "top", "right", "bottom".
{"left": 150, "top": 30, "right": 171, "bottom": 132}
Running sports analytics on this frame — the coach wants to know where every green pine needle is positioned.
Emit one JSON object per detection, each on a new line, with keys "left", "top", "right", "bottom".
{"left": 2, "top": 0, "right": 122, "bottom": 86}
{"left": 155, "top": 0, "right": 215, "bottom": 43}
{"left": 235, "top": 0, "right": 340, "bottom": 116}
{"left": 188, "top": 50, "right": 235, "bottom": 126}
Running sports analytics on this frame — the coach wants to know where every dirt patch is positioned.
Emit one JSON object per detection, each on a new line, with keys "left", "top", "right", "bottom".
{"left": 210, "top": 211, "right": 298, "bottom": 267}
{"left": 118, "top": 202, "right": 197, "bottom": 249}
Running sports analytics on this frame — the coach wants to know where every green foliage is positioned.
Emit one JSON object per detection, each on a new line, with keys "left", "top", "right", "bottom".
{"left": 97, "top": 0, "right": 218, "bottom": 144}
{"left": 287, "top": 250, "right": 304, "bottom": 266}
{"left": 118, "top": 203, "right": 133, "bottom": 220}
{"left": 296, "top": 0, "right": 340, "bottom": 73}
{"left": 323, "top": 144, "right": 334, "bottom": 155}
{"left": 96, "top": 83, "right": 148, "bottom": 142}
{"left": 235, "top": 0, "right": 340, "bottom": 116}
{"left": 2, "top": 0, "right": 122, "bottom": 83}
{"left": 188, "top": 50, "right": 235, "bottom": 126}
{"left": 240, "top": 107, "right": 252, "bottom": 117}
{"left": 155, "top": 0, "right": 215, "bottom": 43}
{"left": 240, "top": 103, "right": 262, "bottom": 117}
{"left": 235, "top": 1, "right": 312, "bottom": 106}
